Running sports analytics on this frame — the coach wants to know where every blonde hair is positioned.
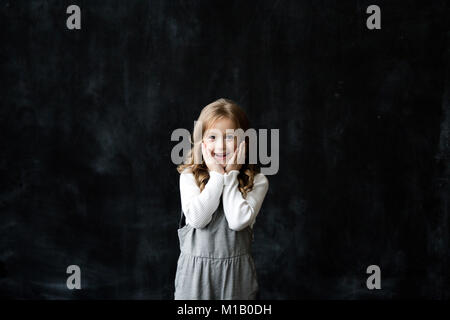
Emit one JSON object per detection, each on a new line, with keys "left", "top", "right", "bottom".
{"left": 177, "top": 98, "right": 260, "bottom": 198}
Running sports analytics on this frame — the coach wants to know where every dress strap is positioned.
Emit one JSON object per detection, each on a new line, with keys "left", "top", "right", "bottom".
{"left": 178, "top": 210, "right": 186, "bottom": 229}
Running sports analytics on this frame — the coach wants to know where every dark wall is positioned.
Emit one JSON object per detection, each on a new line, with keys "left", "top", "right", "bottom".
{"left": 1, "top": 0, "right": 449, "bottom": 299}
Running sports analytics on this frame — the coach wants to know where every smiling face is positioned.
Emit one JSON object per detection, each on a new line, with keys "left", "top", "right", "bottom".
{"left": 203, "top": 117, "right": 238, "bottom": 167}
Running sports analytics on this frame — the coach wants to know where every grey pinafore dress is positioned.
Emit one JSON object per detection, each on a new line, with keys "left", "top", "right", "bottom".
{"left": 174, "top": 198, "right": 259, "bottom": 300}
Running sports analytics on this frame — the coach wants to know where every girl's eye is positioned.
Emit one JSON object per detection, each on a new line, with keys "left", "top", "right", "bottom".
{"left": 206, "top": 134, "right": 233, "bottom": 140}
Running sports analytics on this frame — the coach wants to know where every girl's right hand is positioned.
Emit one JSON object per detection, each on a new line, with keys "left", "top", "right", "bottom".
{"left": 202, "top": 142, "right": 225, "bottom": 175}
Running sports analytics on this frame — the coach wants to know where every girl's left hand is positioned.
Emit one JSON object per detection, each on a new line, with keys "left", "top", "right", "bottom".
{"left": 225, "top": 141, "right": 246, "bottom": 173}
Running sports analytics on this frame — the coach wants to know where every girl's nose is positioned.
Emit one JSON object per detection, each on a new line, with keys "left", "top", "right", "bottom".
{"left": 215, "top": 138, "right": 224, "bottom": 148}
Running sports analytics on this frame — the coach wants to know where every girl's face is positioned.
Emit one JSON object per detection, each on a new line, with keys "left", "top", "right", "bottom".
{"left": 203, "top": 117, "right": 238, "bottom": 167}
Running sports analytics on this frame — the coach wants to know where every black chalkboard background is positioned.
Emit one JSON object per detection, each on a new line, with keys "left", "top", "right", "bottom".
{"left": 1, "top": 0, "right": 449, "bottom": 299}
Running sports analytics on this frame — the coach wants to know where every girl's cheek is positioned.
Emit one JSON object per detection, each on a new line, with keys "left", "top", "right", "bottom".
{"left": 227, "top": 141, "right": 237, "bottom": 152}
{"left": 205, "top": 141, "right": 214, "bottom": 151}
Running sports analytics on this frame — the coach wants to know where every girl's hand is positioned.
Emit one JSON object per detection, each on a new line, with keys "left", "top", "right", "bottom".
{"left": 225, "top": 141, "right": 245, "bottom": 173}
{"left": 202, "top": 142, "right": 225, "bottom": 175}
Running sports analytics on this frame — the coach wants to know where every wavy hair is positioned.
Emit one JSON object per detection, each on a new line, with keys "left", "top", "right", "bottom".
{"left": 177, "top": 98, "right": 260, "bottom": 198}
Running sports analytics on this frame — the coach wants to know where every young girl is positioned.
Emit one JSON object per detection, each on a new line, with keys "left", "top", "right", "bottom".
{"left": 174, "top": 98, "right": 269, "bottom": 300}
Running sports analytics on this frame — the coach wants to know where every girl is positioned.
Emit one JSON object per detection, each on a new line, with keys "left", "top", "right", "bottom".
{"left": 174, "top": 98, "right": 269, "bottom": 300}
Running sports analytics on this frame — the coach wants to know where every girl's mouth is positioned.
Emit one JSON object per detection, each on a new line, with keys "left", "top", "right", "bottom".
{"left": 214, "top": 152, "right": 229, "bottom": 161}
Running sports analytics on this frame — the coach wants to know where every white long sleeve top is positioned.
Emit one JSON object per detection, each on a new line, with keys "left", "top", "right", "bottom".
{"left": 179, "top": 169, "right": 269, "bottom": 231}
